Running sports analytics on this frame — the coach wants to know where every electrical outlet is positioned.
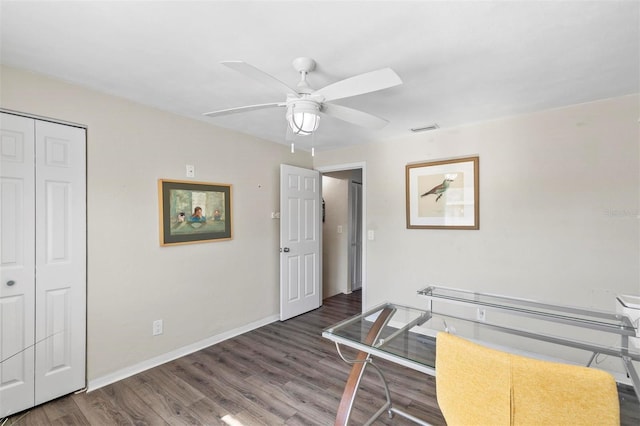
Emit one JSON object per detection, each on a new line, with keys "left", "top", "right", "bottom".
{"left": 153, "top": 319, "right": 163, "bottom": 336}
{"left": 477, "top": 308, "right": 486, "bottom": 322}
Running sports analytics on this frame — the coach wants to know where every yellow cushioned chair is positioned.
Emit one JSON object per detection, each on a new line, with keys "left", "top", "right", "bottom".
{"left": 510, "top": 353, "right": 619, "bottom": 425}
{"left": 435, "top": 332, "right": 512, "bottom": 425}
{"left": 435, "top": 332, "right": 620, "bottom": 426}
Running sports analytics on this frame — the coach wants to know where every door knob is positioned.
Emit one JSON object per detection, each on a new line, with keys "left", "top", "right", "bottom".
{"left": 283, "top": 247, "right": 290, "bottom": 252}
{"left": 6, "top": 280, "right": 15, "bottom": 287}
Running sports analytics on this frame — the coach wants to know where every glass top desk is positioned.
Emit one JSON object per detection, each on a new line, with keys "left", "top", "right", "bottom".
{"left": 322, "top": 286, "right": 640, "bottom": 426}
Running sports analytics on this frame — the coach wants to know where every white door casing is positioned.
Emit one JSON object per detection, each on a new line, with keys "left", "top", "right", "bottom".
{"left": 0, "top": 113, "right": 36, "bottom": 416}
{"left": 280, "top": 164, "right": 322, "bottom": 321}
{"left": 0, "top": 113, "right": 86, "bottom": 416}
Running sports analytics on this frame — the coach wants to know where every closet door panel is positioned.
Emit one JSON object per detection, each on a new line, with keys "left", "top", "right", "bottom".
{"left": 0, "top": 113, "right": 36, "bottom": 417}
{"left": 34, "top": 120, "right": 86, "bottom": 405}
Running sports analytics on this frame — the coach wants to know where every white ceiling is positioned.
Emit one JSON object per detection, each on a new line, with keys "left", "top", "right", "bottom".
{"left": 1, "top": 1, "right": 638, "bottom": 152}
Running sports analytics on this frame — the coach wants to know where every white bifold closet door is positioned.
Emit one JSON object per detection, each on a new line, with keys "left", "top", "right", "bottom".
{"left": 0, "top": 112, "right": 86, "bottom": 417}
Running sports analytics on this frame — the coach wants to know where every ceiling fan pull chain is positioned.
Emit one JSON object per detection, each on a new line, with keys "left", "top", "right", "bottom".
{"left": 284, "top": 121, "right": 295, "bottom": 154}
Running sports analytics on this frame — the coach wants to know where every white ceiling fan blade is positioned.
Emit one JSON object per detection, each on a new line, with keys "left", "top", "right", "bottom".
{"left": 321, "top": 103, "right": 389, "bottom": 129}
{"left": 314, "top": 68, "right": 402, "bottom": 102}
{"left": 203, "top": 102, "right": 284, "bottom": 117}
{"left": 222, "top": 61, "right": 300, "bottom": 97}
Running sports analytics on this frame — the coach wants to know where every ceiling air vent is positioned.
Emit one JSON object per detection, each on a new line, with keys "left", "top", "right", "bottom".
{"left": 410, "top": 124, "right": 439, "bottom": 132}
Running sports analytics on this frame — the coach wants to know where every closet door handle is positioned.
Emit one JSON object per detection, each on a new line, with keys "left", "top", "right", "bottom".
{"left": 6, "top": 280, "right": 15, "bottom": 287}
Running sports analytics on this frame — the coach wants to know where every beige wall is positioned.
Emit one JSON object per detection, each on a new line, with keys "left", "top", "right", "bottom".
{"left": 314, "top": 95, "right": 640, "bottom": 313}
{"left": 4, "top": 63, "right": 639, "bottom": 385}
{"left": 1, "top": 65, "right": 312, "bottom": 383}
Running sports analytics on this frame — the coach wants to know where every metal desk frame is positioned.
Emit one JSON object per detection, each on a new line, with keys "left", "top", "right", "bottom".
{"left": 323, "top": 286, "right": 640, "bottom": 425}
{"left": 323, "top": 303, "right": 433, "bottom": 426}
{"left": 419, "top": 285, "right": 640, "bottom": 401}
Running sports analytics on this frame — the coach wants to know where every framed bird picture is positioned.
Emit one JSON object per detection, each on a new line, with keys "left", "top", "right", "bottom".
{"left": 406, "top": 156, "right": 479, "bottom": 229}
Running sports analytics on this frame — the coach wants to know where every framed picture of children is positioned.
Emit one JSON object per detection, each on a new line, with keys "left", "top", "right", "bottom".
{"left": 158, "top": 179, "right": 232, "bottom": 245}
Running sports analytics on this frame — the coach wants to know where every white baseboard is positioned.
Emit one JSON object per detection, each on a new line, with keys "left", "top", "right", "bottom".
{"left": 87, "top": 314, "right": 279, "bottom": 392}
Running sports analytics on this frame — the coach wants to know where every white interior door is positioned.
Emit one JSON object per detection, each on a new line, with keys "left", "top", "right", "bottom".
{"left": 0, "top": 113, "right": 86, "bottom": 417}
{"left": 348, "top": 181, "right": 362, "bottom": 291}
{"left": 0, "top": 113, "right": 36, "bottom": 417}
{"left": 34, "top": 120, "right": 86, "bottom": 405}
{"left": 280, "top": 164, "right": 322, "bottom": 321}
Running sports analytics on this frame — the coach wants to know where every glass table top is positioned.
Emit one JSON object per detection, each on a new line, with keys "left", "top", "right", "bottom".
{"left": 323, "top": 287, "right": 640, "bottom": 402}
{"left": 322, "top": 300, "right": 640, "bottom": 373}
{"left": 419, "top": 286, "right": 636, "bottom": 335}
{"left": 322, "top": 303, "right": 438, "bottom": 373}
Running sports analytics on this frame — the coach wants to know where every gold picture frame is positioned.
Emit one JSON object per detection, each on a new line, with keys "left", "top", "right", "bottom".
{"left": 158, "top": 179, "right": 232, "bottom": 245}
{"left": 406, "top": 156, "right": 479, "bottom": 229}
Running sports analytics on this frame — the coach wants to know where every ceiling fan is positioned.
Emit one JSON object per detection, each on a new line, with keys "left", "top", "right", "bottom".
{"left": 203, "top": 57, "right": 403, "bottom": 136}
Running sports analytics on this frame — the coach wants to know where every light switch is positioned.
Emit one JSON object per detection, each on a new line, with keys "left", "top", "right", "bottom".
{"left": 186, "top": 164, "right": 195, "bottom": 178}
{"left": 337, "top": 225, "right": 343, "bottom": 234}
{"left": 367, "top": 230, "right": 375, "bottom": 240}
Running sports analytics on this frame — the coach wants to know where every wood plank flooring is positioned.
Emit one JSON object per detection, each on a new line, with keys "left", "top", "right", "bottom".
{"left": 3, "top": 290, "right": 639, "bottom": 425}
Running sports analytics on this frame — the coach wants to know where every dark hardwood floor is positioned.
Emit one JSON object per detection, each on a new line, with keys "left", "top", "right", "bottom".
{"left": 3, "top": 291, "right": 639, "bottom": 425}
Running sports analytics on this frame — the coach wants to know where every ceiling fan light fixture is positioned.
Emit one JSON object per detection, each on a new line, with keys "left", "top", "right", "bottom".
{"left": 287, "top": 100, "right": 320, "bottom": 136}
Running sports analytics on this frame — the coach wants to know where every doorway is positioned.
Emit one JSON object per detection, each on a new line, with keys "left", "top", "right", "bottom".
{"left": 317, "top": 163, "right": 365, "bottom": 307}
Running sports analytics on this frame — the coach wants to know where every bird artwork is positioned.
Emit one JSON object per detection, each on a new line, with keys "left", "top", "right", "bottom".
{"left": 421, "top": 178, "right": 454, "bottom": 202}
